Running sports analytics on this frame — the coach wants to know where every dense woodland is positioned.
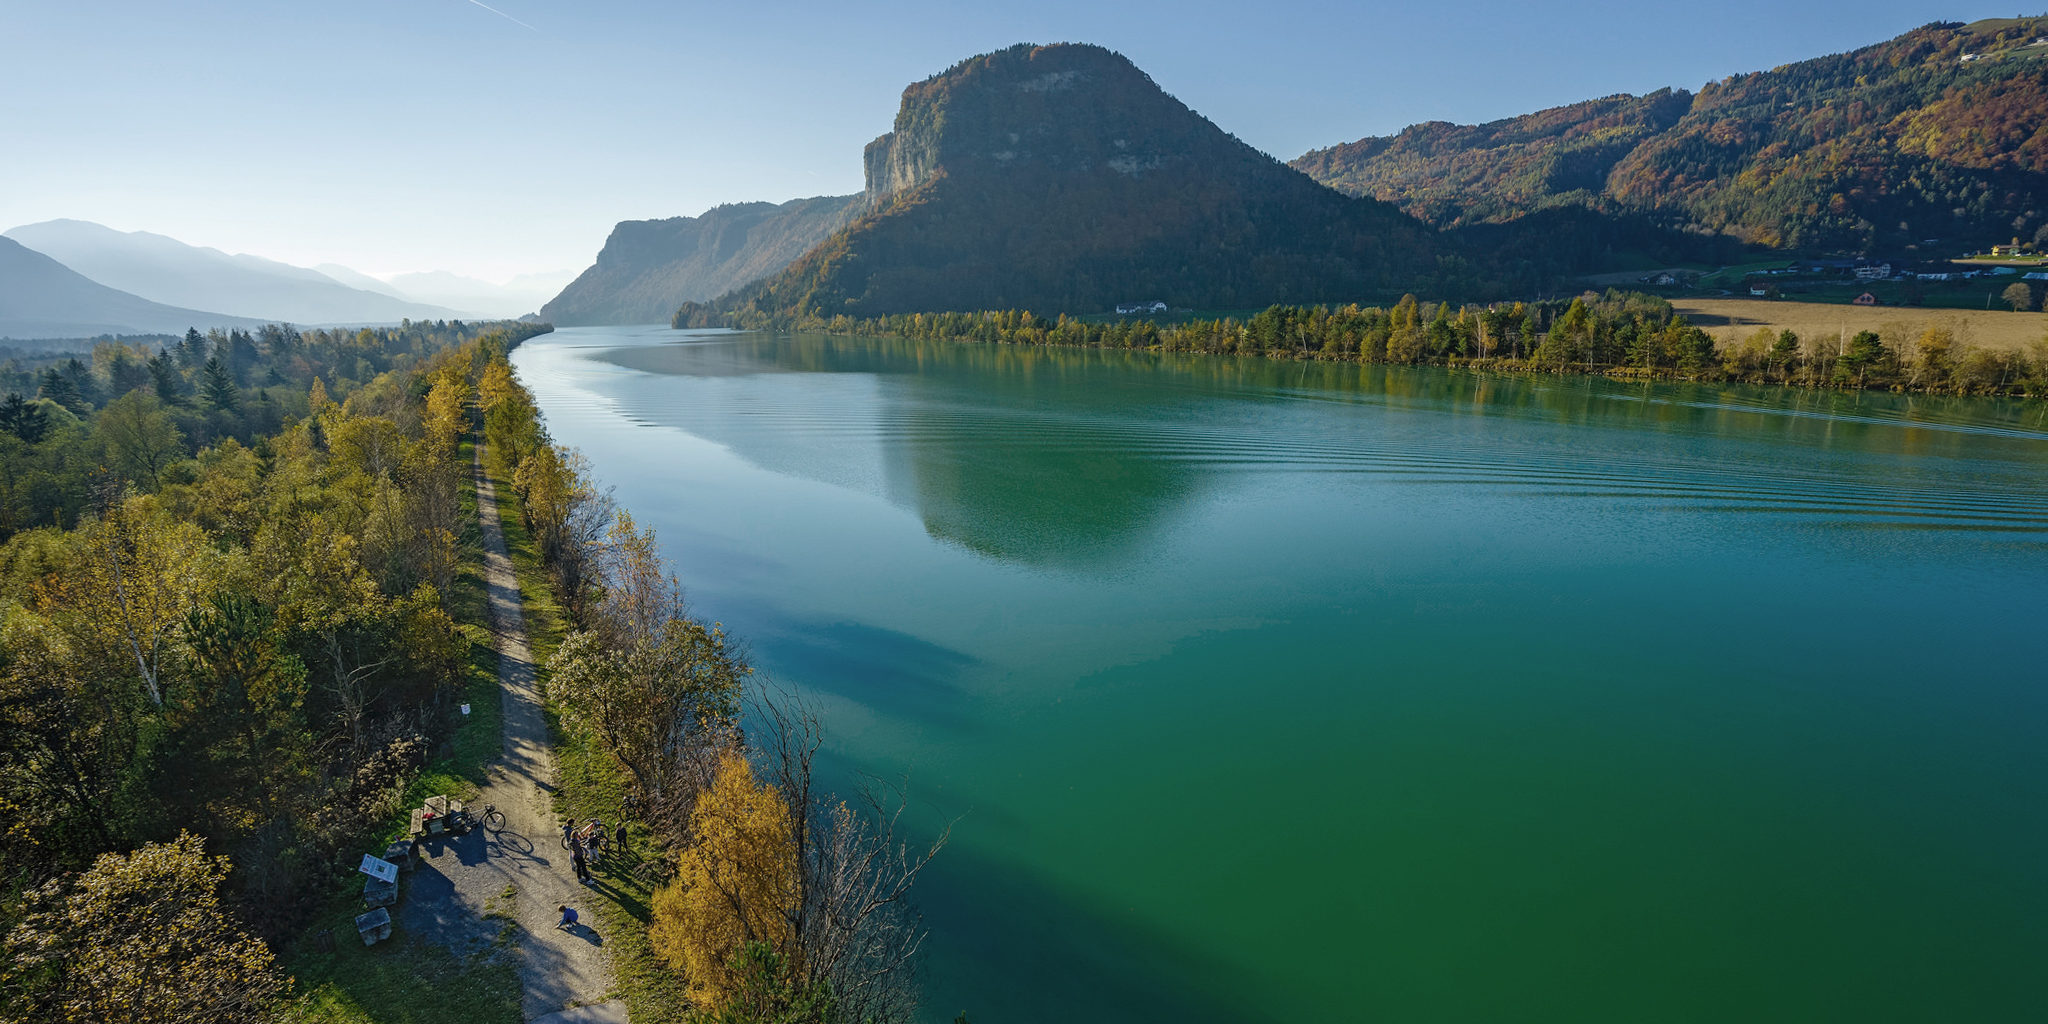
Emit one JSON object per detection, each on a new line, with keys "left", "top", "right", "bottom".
{"left": 712, "top": 291, "right": 2048, "bottom": 398}
{"left": 1295, "top": 18, "right": 2048, "bottom": 256}
{"left": 0, "top": 319, "right": 547, "bottom": 1019}
{"left": 0, "top": 322, "right": 524, "bottom": 536}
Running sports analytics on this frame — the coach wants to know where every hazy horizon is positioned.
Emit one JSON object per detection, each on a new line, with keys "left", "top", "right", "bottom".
{"left": 3, "top": 1, "right": 2026, "bottom": 282}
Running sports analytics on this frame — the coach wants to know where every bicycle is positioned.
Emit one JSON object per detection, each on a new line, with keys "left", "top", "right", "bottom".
{"left": 561, "top": 824, "right": 607, "bottom": 863}
{"left": 471, "top": 803, "right": 506, "bottom": 833}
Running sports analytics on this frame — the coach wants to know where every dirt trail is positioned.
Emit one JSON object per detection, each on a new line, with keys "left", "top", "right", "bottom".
{"left": 397, "top": 444, "right": 626, "bottom": 1024}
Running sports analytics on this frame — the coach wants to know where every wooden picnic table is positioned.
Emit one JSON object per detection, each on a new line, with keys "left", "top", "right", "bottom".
{"left": 409, "top": 796, "right": 467, "bottom": 838}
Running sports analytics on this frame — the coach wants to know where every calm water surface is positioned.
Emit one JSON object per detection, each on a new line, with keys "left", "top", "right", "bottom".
{"left": 512, "top": 326, "right": 2048, "bottom": 1023}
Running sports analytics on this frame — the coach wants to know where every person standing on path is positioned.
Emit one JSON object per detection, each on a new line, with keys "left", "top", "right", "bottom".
{"left": 571, "top": 840, "right": 591, "bottom": 884}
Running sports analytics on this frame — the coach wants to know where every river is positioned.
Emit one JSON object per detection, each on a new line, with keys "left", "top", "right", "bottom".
{"left": 511, "top": 325, "right": 2048, "bottom": 1023}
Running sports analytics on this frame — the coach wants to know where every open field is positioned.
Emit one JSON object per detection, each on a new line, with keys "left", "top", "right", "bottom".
{"left": 1672, "top": 298, "right": 2048, "bottom": 352}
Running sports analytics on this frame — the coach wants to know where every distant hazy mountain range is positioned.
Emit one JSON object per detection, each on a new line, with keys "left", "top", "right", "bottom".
{"left": 0, "top": 235, "right": 264, "bottom": 339}
{"left": 0, "top": 219, "right": 577, "bottom": 339}
{"left": 324, "top": 265, "right": 577, "bottom": 318}
{"left": 541, "top": 197, "right": 860, "bottom": 325}
{"left": 4, "top": 220, "right": 466, "bottom": 325}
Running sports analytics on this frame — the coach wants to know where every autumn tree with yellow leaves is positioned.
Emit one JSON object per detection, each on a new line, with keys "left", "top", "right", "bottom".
{"left": 0, "top": 832, "right": 283, "bottom": 1024}
{"left": 649, "top": 749, "right": 800, "bottom": 1006}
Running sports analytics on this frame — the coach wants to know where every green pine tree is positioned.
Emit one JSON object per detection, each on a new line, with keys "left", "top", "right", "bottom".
{"left": 149, "top": 352, "right": 187, "bottom": 406}
{"left": 36, "top": 367, "right": 84, "bottom": 413}
{"left": 200, "top": 356, "right": 240, "bottom": 413}
{"left": 0, "top": 392, "right": 49, "bottom": 444}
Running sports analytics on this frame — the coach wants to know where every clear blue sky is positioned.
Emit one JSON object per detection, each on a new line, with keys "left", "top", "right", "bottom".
{"left": 0, "top": 1, "right": 2028, "bottom": 281}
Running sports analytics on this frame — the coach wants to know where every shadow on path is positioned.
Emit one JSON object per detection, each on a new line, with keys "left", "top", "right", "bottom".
{"left": 399, "top": 440, "right": 624, "bottom": 1021}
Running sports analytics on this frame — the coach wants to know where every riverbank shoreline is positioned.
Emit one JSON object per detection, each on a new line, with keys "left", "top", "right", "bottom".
{"left": 697, "top": 297, "right": 2047, "bottom": 401}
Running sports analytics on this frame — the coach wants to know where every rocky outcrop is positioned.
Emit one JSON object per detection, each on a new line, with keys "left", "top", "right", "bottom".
{"left": 542, "top": 195, "right": 859, "bottom": 326}
{"left": 728, "top": 43, "right": 1437, "bottom": 318}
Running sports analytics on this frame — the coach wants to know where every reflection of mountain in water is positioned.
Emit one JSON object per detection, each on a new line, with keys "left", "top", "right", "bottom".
{"left": 595, "top": 334, "right": 1216, "bottom": 568}
{"left": 589, "top": 331, "right": 2048, "bottom": 568}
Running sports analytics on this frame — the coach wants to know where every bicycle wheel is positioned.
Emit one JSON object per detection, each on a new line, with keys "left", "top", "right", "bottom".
{"left": 483, "top": 808, "right": 506, "bottom": 832}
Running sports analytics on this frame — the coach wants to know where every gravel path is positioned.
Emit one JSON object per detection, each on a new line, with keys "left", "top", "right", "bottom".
{"left": 398, "top": 444, "right": 627, "bottom": 1023}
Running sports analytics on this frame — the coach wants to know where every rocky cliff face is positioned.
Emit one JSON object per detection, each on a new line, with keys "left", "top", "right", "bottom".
{"left": 542, "top": 195, "right": 859, "bottom": 326}
{"left": 862, "top": 130, "right": 939, "bottom": 208}
{"left": 858, "top": 45, "right": 1194, "bottom": 207}
{"left": 730, "top": 43, "right": 1438, "bottom": 318}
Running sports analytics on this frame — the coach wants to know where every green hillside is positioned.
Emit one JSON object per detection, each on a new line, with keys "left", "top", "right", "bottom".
{"left": 1295, "top": 18, "right": 2048, "bottom": 255}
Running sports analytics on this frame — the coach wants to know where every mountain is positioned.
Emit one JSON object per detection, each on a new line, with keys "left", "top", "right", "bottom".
{"left": 1293, "top": 90, "right": 1695, "bottom": 229}
{"left": 0, "top": 236, "right": 264, "bottom": 339}
{"left": 541, "top": 196, "right": 861, "bottom": 326}
{"left": 1293, "top": 17, "right": 2048, "bottom": 254}
{"left": 314, "top": 265, "right": 576, "bottom": 317}
{"left": 726, "top": 44, "right": 1438, "bottom": 319}
{"left": 386, "top": 270, "right": 574, "bottom": 318}
{"left": 314, "top": 263, "right": 407, "bottom": 297}
{"left": 3, "top": 220, "right": 464, "bottom": 324}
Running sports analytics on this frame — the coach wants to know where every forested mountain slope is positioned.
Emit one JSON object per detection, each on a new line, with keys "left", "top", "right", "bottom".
{"left": 1294, "top": 17, "right": 2048, "bottom": 254}
{"left": 724, "top": 43, "right": 1442, "bottom": 319}
{"left": 541, "top": 196, "right": 860, "bottom": 325}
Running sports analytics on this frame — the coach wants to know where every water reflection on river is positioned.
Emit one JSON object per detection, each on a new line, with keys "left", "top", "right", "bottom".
{"left": 514, "top": 326, "right": 2048, "bottom": 1024}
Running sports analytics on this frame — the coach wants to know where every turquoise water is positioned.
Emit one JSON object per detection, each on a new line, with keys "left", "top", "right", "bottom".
{"left": 512, "top": 326, "right": 2048, "bottom": 1023}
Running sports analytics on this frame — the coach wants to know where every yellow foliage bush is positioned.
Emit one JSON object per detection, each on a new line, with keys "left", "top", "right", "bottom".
{"left": 648, "top": 749, "right": 798, "bottom": 1007}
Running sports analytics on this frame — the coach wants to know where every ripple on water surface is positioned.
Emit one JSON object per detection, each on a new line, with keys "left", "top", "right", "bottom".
{"left": 513, "top": 328, "right": 2048, "bottom": 1024}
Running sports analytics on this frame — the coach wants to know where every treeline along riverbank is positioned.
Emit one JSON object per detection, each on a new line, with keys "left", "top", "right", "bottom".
{"left": 468, "top": 337, "right": 950, "bottom": 1023}
{"left": 686, "top": 290, "right": 2048, "bottom": 399}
